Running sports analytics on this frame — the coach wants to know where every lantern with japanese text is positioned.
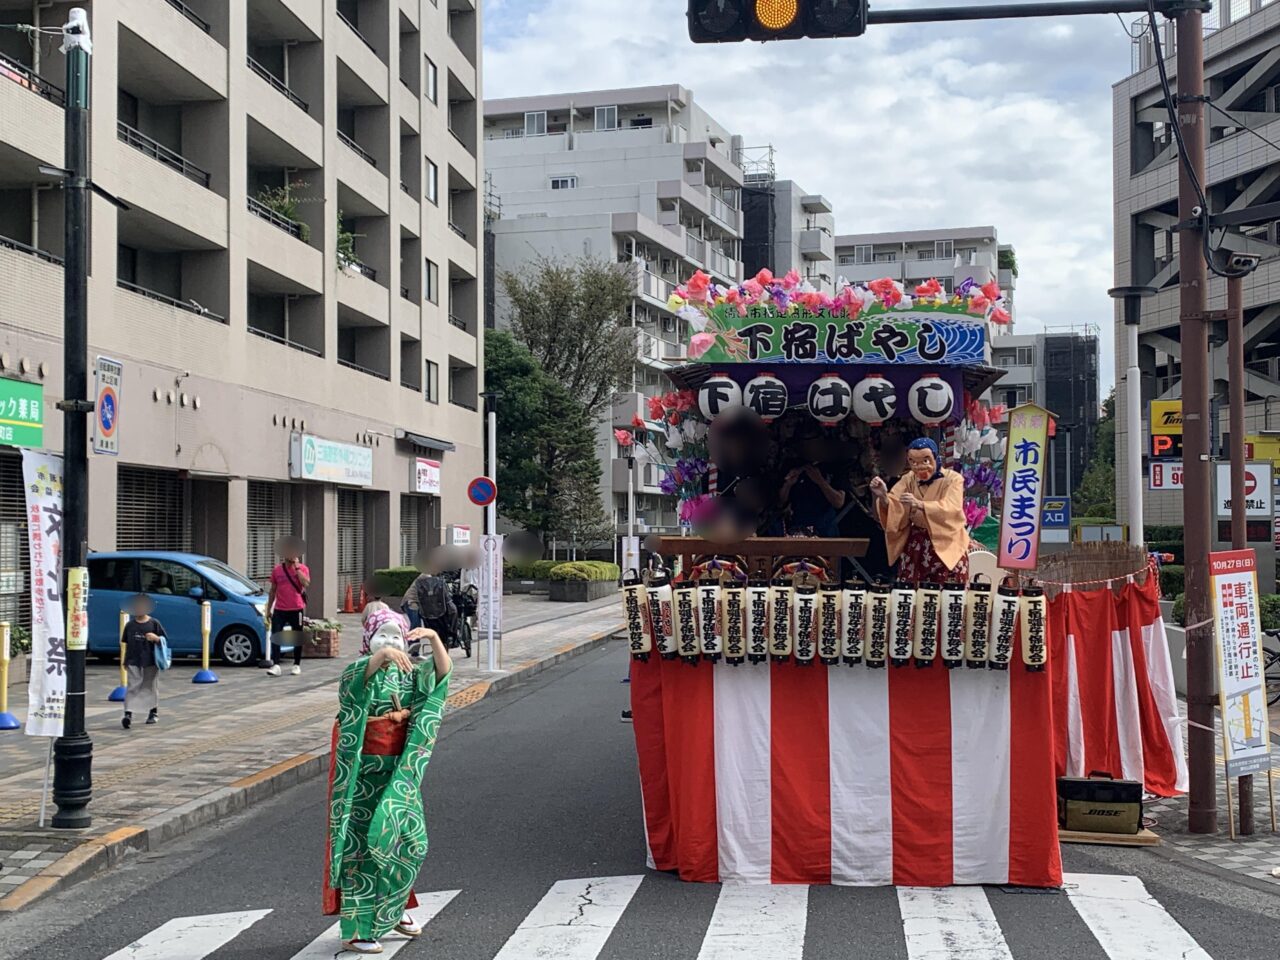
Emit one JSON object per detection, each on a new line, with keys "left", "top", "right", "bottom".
{"left": 989, "top": 583, "right": 1021, "bottom": 671}
{"left": 622, "top": 573, "right": 651, "bottom": 662}
{"left": 698, "top": 373, "right": 743, "bottom": 420}
{"left": 673, "top": 582, "right": 701, "bottom": 665}
{"left": 865, "top": 581, "right": 891, "bottom": 667}
{"left": 912, "top": 582, "right": 941, "bottom": 667}
{"left": 940, "top": 581, "right": 967, "bottom": 669}
{"left": 745, "top": 372, "right": 789, "bottom": 424}
{"left": 907, "top": 374, "right": 955, "bottom": 425}
{"left": 964, "top": 574, "right": 993, "bottom": 668}
{"left": 842, "top": 579, "right": 867, "bottom": 665}
{"left": 888, "top": 581, "right": 916, "bottom": 668}
{"left": 1019, "top": 584, "right": 1048, "bottom": 671}
{"left": 807, "top": 373, "right": 852, "bottom": 427}
{"left": 648, "top": 572, "right": 677, "bottom": 660}
{"left": 698, "top": 579, "right": 722, "bottom": 662}
{"left": 852, "top": 375, "right": 897, "bottom": 426}
{"left": 818, "top": 583, "right": 842, "bottom": 666}
{"left": 722, "top": 579, "right": 747, "bottom": 666}
{"left": 793, "top": 580, "right": 818, "bottom": 666}
{"left": 769, "top": 577, "right": 794, "bottom": 662}
{"left": 746, "top": 577, "right": 770, "bottom": 664}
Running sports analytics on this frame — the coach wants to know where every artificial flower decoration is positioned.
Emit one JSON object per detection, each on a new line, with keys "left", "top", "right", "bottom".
{"left": 630, "top": 413, "right": 645, "bottom": 429}
{"left": 614, "top": 429, "right": 634, "bottom": 448}
{"left": 990, "top": 307, "right": 1012, "bottom": 325}
{"left": 688, "top": 332, "right": 717, "bottom": 359}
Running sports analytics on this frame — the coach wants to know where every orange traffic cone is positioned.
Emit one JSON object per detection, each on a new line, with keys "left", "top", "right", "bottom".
{"left": 342, "top": 584, "right": 355, "bottom": 614}
{"left": 357, "top": 585, "right": 367, "bottom": 612}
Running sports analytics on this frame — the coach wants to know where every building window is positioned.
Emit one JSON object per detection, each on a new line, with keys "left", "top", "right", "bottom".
{"left": 550, "top": 175, "right": 577, "bottom": 190}
{"left": 425, "top": 360, "right": 439, "bottom": 403}
{"left": 1017, "top": 346, "right": 1034, "bottom": 366}
{"left": 425, "top": 259, "right": 439, "bottom": 304}
{"left": 595, "top": 105, "right": 618, "bottom": 130}
{"left": 426, "top": 159, "right": 438, "bottom": 204}
{"left": 425, "top": 57, "right": 438, "bottom": 103}
{"left": 934, "top": 239, "right": 954, "bottom": 260}
{"left": 874, "top": 252, "right": 897, "bottom": 262}
{"left": 630, "top": 116, "right": 653, "bottom": 128}
{"left": 852, "top": 244, "right": 873, "bottom": 264}
{"left": 524, "top": 111, "right": 547, "bottom": 137}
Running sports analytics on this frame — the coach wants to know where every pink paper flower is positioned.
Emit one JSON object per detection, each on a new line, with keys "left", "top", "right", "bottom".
{"left": 781, "top": 268, "right": 802, "bottom": 291}
{"left": 753, "top": 268, "right": 774, "bottom": 286}
{"left": 614, "top": 429, "right": 634, "bottom": 448}
{"left": 990, "top": 307, "right": 1011, "bottom": 325}
{"left": 915, "top": 278, "right": 943, "bottom": 298}
{"left": 630, "top": 413, "right": 645, "bottom": 428}
{"left": 685, "top": 270, "right": 712, "bottom": 303}
{"left": 646, "top": 395, "right": 665, "bottom": 419}
{"left": 968, "top": 293, "right": 990, "bottom": 315}
{"left": 981, "top": 279, "right": 1002, "bottom": 302}
{"left": 688, "top": 332, "right": 716, "bottom": 359}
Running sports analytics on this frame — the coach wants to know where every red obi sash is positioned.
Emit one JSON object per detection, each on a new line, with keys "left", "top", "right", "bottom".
{"left": 362, "top": 715, "right": 409, "bottom": 756}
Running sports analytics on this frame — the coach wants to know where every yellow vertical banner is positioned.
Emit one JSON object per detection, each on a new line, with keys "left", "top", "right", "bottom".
{"left": 65, "top": 567, "right": 88, "bottom": 652}
{"left": 998, "top": 403, "right": 1053, "bottom": 570}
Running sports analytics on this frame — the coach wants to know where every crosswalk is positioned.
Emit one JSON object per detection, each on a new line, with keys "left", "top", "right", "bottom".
{"left": 93, "top": 873, "right": 1215, "bottom": 960}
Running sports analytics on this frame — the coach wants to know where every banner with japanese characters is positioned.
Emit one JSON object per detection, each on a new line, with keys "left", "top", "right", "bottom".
{"left": 997, "top": 404, "right": 1052, "bottom": 570}
{"left": 22, "top": 450, "right": 66, "bottom": 738}
{"left": 1209, "top": 549, "right": 1272, "bottom": 779}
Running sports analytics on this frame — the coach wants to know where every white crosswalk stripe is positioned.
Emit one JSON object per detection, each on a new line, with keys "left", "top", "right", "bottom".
{"left": 1064, "top": 873, "right": 1214, "bottom": 960}
{"left": 491, "top": 875, "right": 645, "bottom": 960}
{"left": 695, "top": 884, "right": 809, "bottom": 960}
{"left": 286, "top": 889, "right": 460, "bottom": 960}
{"left": 101, "top": 910, "right": 271, "bottom": 960}
{"left": 899, "top": 886, "right": 1015, "bottom": 960}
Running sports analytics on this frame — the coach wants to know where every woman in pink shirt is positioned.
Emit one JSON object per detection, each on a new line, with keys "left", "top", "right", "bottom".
{"left": 267, "top": 553, "right": 311, "bottom": 676}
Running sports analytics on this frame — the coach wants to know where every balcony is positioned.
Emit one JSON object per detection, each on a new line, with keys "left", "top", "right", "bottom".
{"left": 685, "top": 234, "right": 705, "bottom": 265}
{"left": 635, "top": 267, "right": 674, "bottom": 305}
{"left": 0, "top": 237, "right": 63, "bottom": 338}
{"left": 246, "top": 206, "right": 322, "bottom": 294}
{"left": 336, "top": 13, "right": 388, "bottom": 104}
{"left": 118, "top": 122, "right": 211, "bottom": 188}
{"left": 800, "top": 228, "right": 834, "bottom": 262}
{"left": 705, "top": 247, "right": 737, "bottom": 283}
{"left": 117, "top": 11, "right": 225, "bottom": 101}
{"left": 339, "top": 129, "right": 377, "bottom": 168}
{"left": 0, "top": 56, "right": 64, "bottom": 167}
{"left": 118, "top": 279, "right": 226, "bottom": 322}
{"left": 0, "top": 52, "right": 64, "bottom": 106}
{"left": 337, "top": 267, "right": 390, "bottom": 325}
{"left": 247, "top": 56, "right": 308, "bottom": 112}
{"left": 248, "top": 325, "right": 322, "bottom": 356}
{"left": 338, "top": 9, "right": 377, "bottom": 55}
{"left": 247, "top": 196, "right": 304, "bottom": 239}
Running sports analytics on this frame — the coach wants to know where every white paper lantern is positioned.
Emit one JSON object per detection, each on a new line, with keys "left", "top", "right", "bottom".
{"left": 852, "top": 375, "right": 897, "bottom": 425}
{"left": 698, "top": 373, "right": 743, "bottom": 420}
{"left": 806, "top": 373, "right": 852, "bottom": 426}
{"left": 744, "top": 373, "right": 788, "bottom": 424}
{"left": 907, "top": 375, "right": 955, "bottom": 426}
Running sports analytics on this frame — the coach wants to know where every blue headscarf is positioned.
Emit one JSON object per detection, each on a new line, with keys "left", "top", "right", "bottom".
{"left": 907, "top": 437, "right": 944, "bottom": 485}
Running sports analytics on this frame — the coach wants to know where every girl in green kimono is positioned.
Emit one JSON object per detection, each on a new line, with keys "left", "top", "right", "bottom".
{"left": 324, "top": 611, "right": 452, "bottom": 955}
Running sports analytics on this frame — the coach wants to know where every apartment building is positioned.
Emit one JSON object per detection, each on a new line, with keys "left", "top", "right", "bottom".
{"left": 833, "top": 225, "right": 1018, "bottom": 330}
{"left": 0, "top": 0, "right": 484, "bottom": 625}
{"left": 1115, "top": 1, "right": 1280, "bottom": 527}
{"left": 483, "top": 84, "right": 745, "bottom": 535}
{"left": 742, "top": 176, "right": 837, "bottom": 294}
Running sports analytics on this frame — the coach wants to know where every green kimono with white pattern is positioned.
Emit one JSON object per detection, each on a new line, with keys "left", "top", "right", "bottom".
{"left": 327, "top": 657, "right": 451, "bottom": 941}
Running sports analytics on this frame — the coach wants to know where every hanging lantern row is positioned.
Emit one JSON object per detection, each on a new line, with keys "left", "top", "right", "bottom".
{"left": 698, "top": 372, "right": 955, "bottom": 427}
{"left": 620, "top": 574, "right": 1048, "bottom": 671}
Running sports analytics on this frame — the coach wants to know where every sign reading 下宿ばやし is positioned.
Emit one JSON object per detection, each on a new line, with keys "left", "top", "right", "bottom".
{"left": 289, "top": 433, "right": 373, "bottom": 487}
{"left": 0, "top": 377, "right": 43, "bottom": 449}
{"left": 692, "top": 305, "right": 985, "bottom": 366}
{"left": 414, "top": 457, "right": 441, "bottom": 495}
{"left": 1209, "top": 549, "right": 1272, "bottom": 779}
{"left": 1150, "top": 399, "right": 1182, "bottom": 435}
{"left": 1214, "top": 462, "right": 1272, "bottom": 518}
{"left": 998, "top": 404, "right": 1053, "bottom": 571}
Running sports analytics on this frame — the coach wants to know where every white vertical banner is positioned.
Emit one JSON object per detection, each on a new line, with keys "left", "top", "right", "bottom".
{"left": 22, "top": 450, "right": 66, "bottom": 738}
{"left": 477, "top": 534, "right": 504, "bottom": 636}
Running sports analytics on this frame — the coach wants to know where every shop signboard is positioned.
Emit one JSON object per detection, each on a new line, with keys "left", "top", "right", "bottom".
{"left": 448, "top": 524, "right": 472, "bottom": 547}
{"left": 289, "top": 433, "right": 373, "bottom": 487}
{"left": 0, "top": 376, "right": 43, "bottom": 449}
{"left": 1209, "top": 550, "right": 1272, "bottom": 779}
{"left": 413, "top": 457, "right": 441, "bottom": 495}
{"left": 1150, "top": 400, "right": 1182, "bottom": 435}
{"left": 1040, "top": 497, "right": 1070, "bottom": 545}
{"left": 1149, "top": 461, "right": 1183, "bottom": 491}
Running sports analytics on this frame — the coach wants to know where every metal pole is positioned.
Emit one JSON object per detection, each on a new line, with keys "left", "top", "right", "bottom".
{"left": 1227, "top": 274, "right": 1253, "bottom": 835}
{"left": 486, "top": 404, "right": 497, "bottom": 673}
{"left": 52, "top": 10, "right": 93, "bottom": 829}
{"left": 865, "top": 0, "right": 1209, "bottom": 25}
{"left": 1127, "top": 323, "right": 1144, "bottom": 546}
{"left": 1175, "top": 6, "right": 1216, "bottom": 836}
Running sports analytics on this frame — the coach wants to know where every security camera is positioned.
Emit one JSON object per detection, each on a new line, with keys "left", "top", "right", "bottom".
{"left": 1227, "top": 252, "right": 1262, "bottom": 273}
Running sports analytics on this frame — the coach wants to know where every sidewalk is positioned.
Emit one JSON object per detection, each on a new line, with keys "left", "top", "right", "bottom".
{"left": 0, "top": 594, "right": 622, "bottom": 912}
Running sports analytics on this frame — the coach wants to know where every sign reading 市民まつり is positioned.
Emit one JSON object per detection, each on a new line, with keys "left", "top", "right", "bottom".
{"left": 998, "top": 404, "right": 1053, "bottom": 570}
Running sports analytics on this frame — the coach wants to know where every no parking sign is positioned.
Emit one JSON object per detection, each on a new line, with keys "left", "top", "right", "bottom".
{"left": 468, "top": 476, "right": 497, "bottom": 507}
{"left": 93, "top": 356, "right": 122, "bottom": 456}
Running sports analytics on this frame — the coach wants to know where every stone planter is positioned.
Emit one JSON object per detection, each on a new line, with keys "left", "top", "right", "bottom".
{"left": 302, "top": 629, "right": 341, "bottom": 659}
{"left": 507, "top": 580, "right": 538, "bottom": 595}
{"left": 549, "top": 580, "right": 616, "bottom": 602}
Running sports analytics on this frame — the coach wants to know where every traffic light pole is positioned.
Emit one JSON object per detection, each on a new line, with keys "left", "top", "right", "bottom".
{"left": 865, "top": 0, "right": 1205, "bottom": 25}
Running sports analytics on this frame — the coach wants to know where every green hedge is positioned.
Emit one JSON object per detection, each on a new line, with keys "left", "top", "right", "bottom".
{"left": 372, "top": 567, "right": 418, "bottom": 598}
{"left": 504, "top": 560, "right": 560, "bottom": 581}
{"left": 1172, "top": 592, "right": 1280, "bottom": 631}
{"left": 1145, "top": 525, "right": 1184, "bottom": 543}
{"left": 549, "top": 561, "right": 620, "bottom": 582}
{"left": 1071, "top": 516, "right": 1117, "bottom": 528}
{"left": 1158, "top": 564, "right": 1184, "bottom": 597}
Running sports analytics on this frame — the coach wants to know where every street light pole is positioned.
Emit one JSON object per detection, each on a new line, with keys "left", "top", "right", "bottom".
{"left": 1227, "top": 273, "right": 1252, "bottom": 835}
{"left": 1109, "top": 286, "right": 1156, "bottom": 548}
{"left": 52, "top": 7, "right": 93, "bottom": 829}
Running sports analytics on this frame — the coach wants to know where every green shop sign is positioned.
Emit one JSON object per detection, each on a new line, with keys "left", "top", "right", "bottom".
{"left": 692, "top": 304, "right": 986, "bottom": 366}
{"left": 0, "top": 377, "right": 44, "bottom": 448}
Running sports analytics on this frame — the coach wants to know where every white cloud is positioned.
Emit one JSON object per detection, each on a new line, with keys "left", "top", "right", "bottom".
{"left": 484, "top": 1, "right": 1132, "bottom": 393}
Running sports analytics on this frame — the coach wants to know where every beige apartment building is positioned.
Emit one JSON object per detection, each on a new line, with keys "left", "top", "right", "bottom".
{"left": 0, "top": 0, "right": 484, "bottom": 623}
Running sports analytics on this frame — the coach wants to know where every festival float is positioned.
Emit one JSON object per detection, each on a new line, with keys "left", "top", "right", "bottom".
{"left": 622, "top": 268, "right": 1188, "bottom": 887}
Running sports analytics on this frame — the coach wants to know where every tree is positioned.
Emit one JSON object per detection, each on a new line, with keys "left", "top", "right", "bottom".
{"left": 499, "top": 254, "right": 637, "bottom": 411}
{"left": 1073, "top": 389, "right": 1117, "bottom": 518}
{"left": 485, "top": 331, "right": 606, "bottom": 537}
{"left": 549, "top": 467, "right": 614, "bottom": 558}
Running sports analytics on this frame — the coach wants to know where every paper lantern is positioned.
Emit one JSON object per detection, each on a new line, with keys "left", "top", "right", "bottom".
{"left": 865, "top": 582, "right": 891, "bottom": 667}
{"left": 964, "top": 574, "right": 993, "bottom": 668}
{"left": 888, "top": 581, "right": 916, "bottom": 667}
{"left": 841, "top": 579, "right": 868, "bottom": 665}
{"left": 853, "top": 375, "right": 897, "bottom": 425}
{"left": 1020, "top": 584, "right": 1048, "bottom": 671}
{"left": 940, "top": 581, "right": 967, "bottom": 669}
{"left": 818, "top": 583, "right": 842, "bottom": 666}
{"left": 698, "top": 581, "right": 722, "bottom": 662}
{"left": 912, "top": 582, "right": 942, "bottom": 667}
{"left": 648, "top": 572, "right": 677, "bottom": 660}
{"left": 746, "top": 578, "right": 770, "bottom": 664}
{"left": 673, "top": 583, "right": 701, "bottom": 665}
{"left": 698, "top": 373, "right": 742, "bottom": 420}
{"left": 990, "top": 583, "right": 1021, "bottom": 671}
{"left": 745, "top": 372, "right": 789, "bottom": 423}
{"left": 793, "top": 582, "right": 819, "bottom": 666}
{"left": 769, "top": 577, "right": 794, "bottom": 662}
{"left": 722, "top": 580, "right": 747, "bottom": 666}
{"left": 807, "top": 373, "right": 852, "bottom": 426}
{"left": 908, "top": 375, "right": 955, "bottom": 426}
{"left": 622, "top": 573, "right": 651, "bottom": 662}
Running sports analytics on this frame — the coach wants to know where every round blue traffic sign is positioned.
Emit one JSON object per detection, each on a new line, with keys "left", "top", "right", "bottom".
{"left": 468, "top": 476, "right": 497, "bottom": 507}
{"left": 98, "top": 388, "right": 117, "bottom": 436}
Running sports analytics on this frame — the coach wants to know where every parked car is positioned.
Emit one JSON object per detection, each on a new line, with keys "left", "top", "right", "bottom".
{"left": 87, "top": 552, "right": 268, "bottom": 666}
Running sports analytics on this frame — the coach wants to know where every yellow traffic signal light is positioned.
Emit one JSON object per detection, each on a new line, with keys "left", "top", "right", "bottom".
{"left": 754, "top": 0, "right": 800, "bottom": 33}
{"left": 688, "top": 1, "right": 867, "bottom": 44}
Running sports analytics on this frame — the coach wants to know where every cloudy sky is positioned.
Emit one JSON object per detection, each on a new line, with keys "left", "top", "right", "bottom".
{"left": 484, "top": 0, "right": 1140, "bottom": 392}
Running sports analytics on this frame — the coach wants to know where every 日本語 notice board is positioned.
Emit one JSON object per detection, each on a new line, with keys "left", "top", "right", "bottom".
{"left": 1210, "top": 549, "right": 1273, "bottom": 779}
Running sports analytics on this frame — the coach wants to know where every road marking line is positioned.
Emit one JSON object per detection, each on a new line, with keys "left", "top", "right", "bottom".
{"left": 1064, "top": 873, "right": 1213, "bottom": 960}
{"left": 287, "top": 889, "right": 460, "bottom": 960}
{"left": 696, "top": 884, "right": 808, "bottom": 960}
{"left": 102, "top": 909, "right": 271, "bottom": 960}
{"left": 492, "top": 875, "right": 644, "bottom": 960}
{"left": 898, "top": 886, "right": 1014, "bottom": 960}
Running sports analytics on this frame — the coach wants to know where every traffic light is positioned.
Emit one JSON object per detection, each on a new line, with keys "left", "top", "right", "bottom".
{"left": 688, "top": 0, "right": 868, "bottom": 43}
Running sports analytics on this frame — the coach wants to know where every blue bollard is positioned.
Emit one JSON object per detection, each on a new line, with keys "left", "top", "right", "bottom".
{"left": 192, "top": 667, "right": 219, "bottom": 684}
{"left": 108, "top": 685, "right": 127, "bottom": 702}
{"left": 0, "top": 711, "right": 19, "bottom": 730}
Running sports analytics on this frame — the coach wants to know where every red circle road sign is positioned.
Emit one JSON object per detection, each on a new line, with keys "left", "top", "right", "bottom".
{"left": 1245, "top": 471, "right": 1258, "bottom": 497}
{"left": 468, "top": 476, "right": 497, "bottom": 507}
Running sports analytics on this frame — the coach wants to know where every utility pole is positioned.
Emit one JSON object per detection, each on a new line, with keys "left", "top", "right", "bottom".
{"left": 52, "top": 7, "right": 94, "bottom": 829}
{"left": 1108, "top": 285, "right": 1156, "bottom": 548}
{"left": 1227, "top": 273, "right": 1252, "bottom": 835}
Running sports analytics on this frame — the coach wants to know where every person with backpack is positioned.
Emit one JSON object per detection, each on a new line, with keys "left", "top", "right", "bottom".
{"left": 401, "top": 570, "right": 455, "bottom": 641}
{"left": 266, "top": 548, "right": 311, "bottom": 677}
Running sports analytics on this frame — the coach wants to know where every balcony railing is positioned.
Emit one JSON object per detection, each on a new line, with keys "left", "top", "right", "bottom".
{"left": 118, "top": 121, "right": 212, "bottom": 188}
{"left": 166, "top": 0, "right": 211, "bottom": 33}
{"left": 448, "top": 222, "right": 468, "bottom": 241}
{"left": 0, "top": 234, "right": 63, "bottom": 266}
{"left": 342, "top": 258, "right": 377, "bottom": 281}
{"left": 449, "top": 394, "right": 478, "bottom": 411}
{"left": 246, "top": 57, "right": 309, "bottom": 113}
{"left": 0, "top": 52, "right": 65, "bottom": 107}
{"left": 338, "top": 10, "right": 379, "bottom": 56}
{"left": 338, "top": 129, "right": 377, "bottom": 167}
{"left": 401, "top": 379, "right": 422, "bottom": 391}
{"left": 400, "top": 180, "right": 412, "bottom": 195}
{"left": 118, "top": 279, "right": 226, "bottom": 322}
{"left": 338, "top": 357, "right": 390, "bottom": 380}
{"left": 247, "top": 196, "right": 304, "bottom": 239}
{"left": 448, "top": 313, "right": 468, "bottom": 331}
{"left": 247, "top": 325, "right": 322, "bottom": 356}
{"left": 449, "top": 125, "right": 475, "bottom": 155}
{"left": 635, "top": 268, "right": 673, "bottom": 304}
{"left": 685, "top": 234, "right": 705, "bottom": 263}
{"left": 401, "top": 285, "right": 412, "bottom": 300}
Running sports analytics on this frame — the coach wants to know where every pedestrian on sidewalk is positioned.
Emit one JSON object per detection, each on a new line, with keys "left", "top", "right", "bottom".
{"left": 266, "top": 540, "right": 310, "bottom": 678}
{"left": 325, "top": 611, "right": 452, "bottom": 955}
{"left": 122, "top": 594, "right": 166, "bottom": 729}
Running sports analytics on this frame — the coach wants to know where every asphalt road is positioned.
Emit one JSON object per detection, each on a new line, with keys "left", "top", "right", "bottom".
{"left": 4, "top": 640, "right": 1280, "bottom": 960}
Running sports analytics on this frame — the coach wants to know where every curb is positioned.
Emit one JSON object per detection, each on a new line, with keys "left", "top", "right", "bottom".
{"left": 0, "top": 624, "right": 621, "bottom": 914}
